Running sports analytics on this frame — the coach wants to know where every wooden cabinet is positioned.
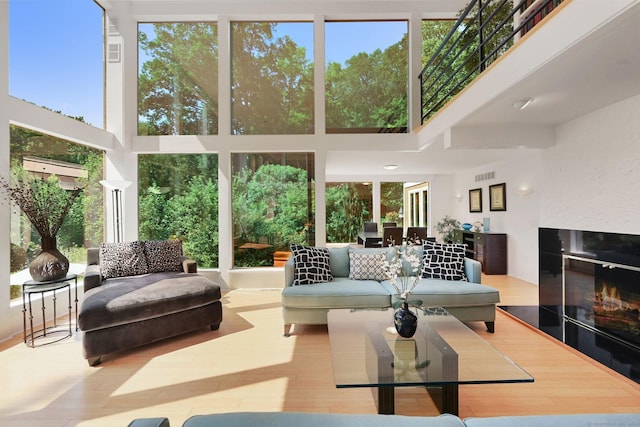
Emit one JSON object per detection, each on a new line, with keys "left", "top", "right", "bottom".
{"left": 453, "top": 230, "right": 507, "bottom": 275}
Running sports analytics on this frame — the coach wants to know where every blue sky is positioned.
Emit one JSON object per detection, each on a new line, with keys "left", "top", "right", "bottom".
{"left": 10, "top": 0, "right": 407, "bottom": 130}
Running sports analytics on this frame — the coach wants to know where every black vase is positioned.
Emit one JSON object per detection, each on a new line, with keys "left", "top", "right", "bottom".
{"left": 394, "top": 301, "right": 418, "bottom": 338}
{"left": 29, "top": 236, "right": 69, "bottom": 282}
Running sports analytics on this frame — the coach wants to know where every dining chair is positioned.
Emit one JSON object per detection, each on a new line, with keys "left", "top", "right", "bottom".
{"left": 382, "top": 222, "right": 397, "bottom": 228}
{"left": 406, "top": 226, "right": 428, "bottom": 244}
{"left": 381, "top": 226, "right": 404, "bottom": 247}
{"left": 364, "top": 222, "right": 378, "bottom": 232}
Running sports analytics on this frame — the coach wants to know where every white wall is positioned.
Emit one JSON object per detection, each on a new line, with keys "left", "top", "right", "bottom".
{"left": 450, "top": 152, "right": 541, "bottom": 284}
{"left": 447, "top": 93, "right": 640, "bottom": 286}
{"left": 540, "top": 94, "right": 640, "bottom": 235}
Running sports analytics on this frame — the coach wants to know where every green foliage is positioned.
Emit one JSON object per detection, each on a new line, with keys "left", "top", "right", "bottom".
{"left": 231, "top": 23, "right": 314, "bottom": 134}
{"left": 325, "top": 33, "right": 408, "bottom": 131}
{"left": 435, "top": 215, "right": 461, "bottom": 243}
{"left": 138, "top": 23, "right": 219, "bottom": 135}
{"left": 138, "top": 154, "right": 219, "bottom": 268}
{"left": 139, "top": 21, "right": 409, "bottom": 135}
{"left": 170, "top": 176, "right": 219, "bottom": 268}
{"left": 325, "top": 183, "right": 370, "bottom": 243}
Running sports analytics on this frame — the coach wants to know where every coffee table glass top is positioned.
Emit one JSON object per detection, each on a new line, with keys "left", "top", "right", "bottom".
{"left": 328, "top": 308, "right": 533, "bottom": 388}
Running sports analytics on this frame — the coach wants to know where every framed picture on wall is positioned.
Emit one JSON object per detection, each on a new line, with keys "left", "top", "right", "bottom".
{"left": 469, "top": 188, "right": 482, "bottom": 212}
{"left": 489, "top": 183, "right": 507, "bottom": 211}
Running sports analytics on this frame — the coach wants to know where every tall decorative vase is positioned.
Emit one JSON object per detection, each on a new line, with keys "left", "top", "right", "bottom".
{"left": 29, "top": 236, "right": 69, "bottom": 282}
{"left": 393, "top": 301, "right": 418, "bottom": 338}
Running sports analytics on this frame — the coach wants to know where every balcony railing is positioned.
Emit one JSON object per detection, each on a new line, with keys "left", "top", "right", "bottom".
{"left": 419, "top": 0, "right": 563, "bottom": 124}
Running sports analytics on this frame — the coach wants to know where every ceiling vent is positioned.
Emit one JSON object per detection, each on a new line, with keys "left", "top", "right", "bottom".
{"left": 475, "top": 171, "right": 495, "bottom": 182}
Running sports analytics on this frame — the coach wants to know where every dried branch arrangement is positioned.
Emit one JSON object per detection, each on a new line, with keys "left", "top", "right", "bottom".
{"left": 0, "top": 169, "right": 82, "bottom": 240}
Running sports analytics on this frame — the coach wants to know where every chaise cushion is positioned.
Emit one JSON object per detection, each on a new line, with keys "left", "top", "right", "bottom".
{"left": 143, "top": 239, "right": 183, "bottom": 273}
{"left": 99, "top": 241, "right": 149, "bottom": 279}
{"left": 78, "top": 272, "right": 221, "bottom": 332}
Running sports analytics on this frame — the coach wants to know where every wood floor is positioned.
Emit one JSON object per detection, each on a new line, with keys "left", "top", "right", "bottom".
{"left": 0, "top": 275, "right": 638, "bottom": 426}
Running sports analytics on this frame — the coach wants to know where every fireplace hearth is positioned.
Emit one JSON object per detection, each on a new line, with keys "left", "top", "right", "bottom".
{"left": 514, "top": 228, "right": 640, "bottom": 384}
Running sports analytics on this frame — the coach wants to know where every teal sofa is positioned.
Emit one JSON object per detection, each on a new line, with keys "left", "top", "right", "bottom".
{"left": 129, "top": 412, "right": 640, "bottom": 427}
{"left": 281, "top": 246, "right": 500, "bottom": 337}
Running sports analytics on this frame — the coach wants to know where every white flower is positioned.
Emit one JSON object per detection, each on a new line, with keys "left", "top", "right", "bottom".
{"left": 383, "top": 243, "right": 422, "bottom": 308}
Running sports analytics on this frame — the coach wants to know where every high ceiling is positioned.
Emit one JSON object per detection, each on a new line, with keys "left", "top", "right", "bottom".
{"left": 98, "top": 0, "right": 640, "bottom": 177}
{"left": 330, "top": 0, "right": 640, "bottom": 176}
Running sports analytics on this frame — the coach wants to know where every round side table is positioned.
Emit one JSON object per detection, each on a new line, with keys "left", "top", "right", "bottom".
{"left": 22, "top": 274, "right": 78, "bottom": 347}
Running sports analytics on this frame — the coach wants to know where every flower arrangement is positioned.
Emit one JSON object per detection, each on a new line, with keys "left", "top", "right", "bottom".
{"left": 383, "top": 243, "right": 423, "bottom": 308}
{"left": 0, "top": 168, "right": 82, "bottom": 241}
{"left": 1, "top": 167, "right": 83, "bottom": 281}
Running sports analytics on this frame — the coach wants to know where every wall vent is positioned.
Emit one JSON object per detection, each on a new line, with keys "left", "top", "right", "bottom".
{"left": 108, "top": 18, "right": 120, "bottom": 36}
{"left": 475, "top": 171, "right": 495, "bottom": 182}
{"left": 108, "top": 43, "right": 121, "bottom": 63}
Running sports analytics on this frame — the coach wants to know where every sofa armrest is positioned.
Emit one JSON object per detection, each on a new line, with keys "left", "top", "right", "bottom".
{"left": 84, "top": 264, "right": 102, "bottom": 292}
{"left": 464, "top": 257, "right": 482, "bottom": 284}
{"left": 182, "top": 256, "right": 197, "bottom": 273}
{"left": 127, "top": 418, "right": 170, "bottom": 427}
{"left": 284, "top": 256, "right": 295, "bottom": 287}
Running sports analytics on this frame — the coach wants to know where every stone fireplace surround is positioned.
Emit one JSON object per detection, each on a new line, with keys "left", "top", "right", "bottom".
{"left": 501, "top": 228, "right": 640, "bottom": 384}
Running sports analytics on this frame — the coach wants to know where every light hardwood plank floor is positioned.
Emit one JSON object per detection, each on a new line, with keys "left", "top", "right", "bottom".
{"left": 0, "top": 275, "right": 638, "bottom": 426}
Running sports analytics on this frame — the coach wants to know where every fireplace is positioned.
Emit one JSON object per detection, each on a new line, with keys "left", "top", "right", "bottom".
{"left": 526, "top": 228, "right": 640, "bottom": 383}
{"left": 564, "top": 255, "right": 640, "bottom": 350}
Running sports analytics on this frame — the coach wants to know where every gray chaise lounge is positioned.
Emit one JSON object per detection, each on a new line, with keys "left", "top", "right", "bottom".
{"left": 79, "top": 240, "right": 222, "bottom": 366}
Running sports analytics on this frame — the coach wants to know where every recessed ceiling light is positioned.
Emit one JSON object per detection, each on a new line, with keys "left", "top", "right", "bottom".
{"left": 512, "top": 98, "right": 534, "bottom": 110}
{"left": 383, "top": 164, "right": 398, "bottom": 170}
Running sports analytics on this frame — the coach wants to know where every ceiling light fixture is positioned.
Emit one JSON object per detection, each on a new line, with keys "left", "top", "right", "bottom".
{"left": 512, "top": 97, "right": 534, "bottom": 110}
{"left": 383, "top": 164, "right": 398, "bottom": 170}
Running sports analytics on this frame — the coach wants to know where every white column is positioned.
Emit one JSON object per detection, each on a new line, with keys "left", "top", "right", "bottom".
{"left": 104, "top": 10, "right": 138, "bottom": 242}
{"left": 0, "top": 1, "right": 12, "bottom": 338}
{"left": 314, "top": 149, "right": 327, "bottom": 246}
{"left": 218, "top": 149, "right": 232, "bottom": 286}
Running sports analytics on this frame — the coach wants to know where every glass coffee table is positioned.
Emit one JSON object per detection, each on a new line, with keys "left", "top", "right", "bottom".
{"left": 327, "top": 307, "right": 533, "bottom": 415}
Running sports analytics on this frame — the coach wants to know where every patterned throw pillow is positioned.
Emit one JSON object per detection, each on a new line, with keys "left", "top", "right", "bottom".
{"left": 348, "top": 250, "right": 388, "bottom": 281}
{"left": 99, "top": 241, "right": 149, "bottom": 279}
{"left": 144, "top": 240, "right": 184, "bottom": 273}
{"left": 290, "top": 244, "right": 333, "bottom": 286}
{"left": 421, "top": 242, "right": 467, "bottom": 281}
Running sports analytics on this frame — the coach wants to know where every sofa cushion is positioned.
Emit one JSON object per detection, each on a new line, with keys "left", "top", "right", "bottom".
{"left": 182, "top": 412, "right": 465, "bottom": 427}
{"left": 348, "top": 250, "right": 388, "bottom": 281}
{"left": 99, "top": 241, "right": 149, "bottom": 279}
{"left": 290, "top": 244, "right": 333, "bottom": 285}
{"left": 143, "top": 240, "right": 183, "bottom": 273}
{"left": 422, "top": 242, "right": 467, "bottom": 281}
{"left": 79, "top": 272, "right": 221, "bottom": 332}
{"left": 380, "top": 279, "right": 500, "bottom": 307}
{"left": 328, "top": 246, "right": 350, "bottom": 277}
{"left": 464, "top": 414, "right": 640, "bottom": 427}
{"left": 282, "top": 278, "right": 391, "bottom": 308}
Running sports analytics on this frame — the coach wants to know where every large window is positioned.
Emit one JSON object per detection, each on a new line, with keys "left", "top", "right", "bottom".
{"left": 9, "top": 126, "right": 104, "bottom": 299}
{"left": 9, "top": 0, "right": 104, "bottom": 128}
{"left": 325, "top": 21, "right": 408, "bottom": 133}
{"left": 231, "top": 22, "right": 314, "bottom": 135}
{"left": 232, "top": 153, "right": 314, "bottom": 267}
{"left": 404, "top": 182, "right": 429, "bottom": 228}
{"left": 326, "top": 182, "right": 372, "bottom": 244}
{"left": 381, "top": 182, "right": 404, "bottom": 227}
{"left": 138, "top": 154, "right": 219, "bottom": 268}
{"left": 138, "top": 23, "right": 219, "bottom": 136}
